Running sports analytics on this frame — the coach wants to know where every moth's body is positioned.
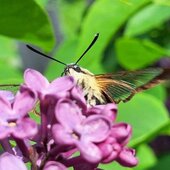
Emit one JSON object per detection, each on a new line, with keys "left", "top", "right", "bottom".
{"left": 64, "top": 64, "right": 105, "bottom": 106}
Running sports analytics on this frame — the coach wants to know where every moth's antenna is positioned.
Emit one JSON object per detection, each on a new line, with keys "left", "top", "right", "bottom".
{"left": 26, "top": 45, "right": 67, "bottom": 66}
{"left": 75, "top": 33, "right": 99, "bottom": 65}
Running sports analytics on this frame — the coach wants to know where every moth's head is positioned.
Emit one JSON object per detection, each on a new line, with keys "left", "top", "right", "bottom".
{"left": 63, "top": 64, "right": 93, "bottom": 76}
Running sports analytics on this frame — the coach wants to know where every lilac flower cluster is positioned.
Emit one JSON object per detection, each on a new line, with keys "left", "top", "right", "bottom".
{"left": 0, "top": 69, "right": 138, "bottom": 170}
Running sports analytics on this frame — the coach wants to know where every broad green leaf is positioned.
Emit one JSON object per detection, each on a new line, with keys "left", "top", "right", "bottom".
{"left": 45, "top": 37, "right": 78, "bottom": 79}
{"left": 134, "top": 144, "right": 157, "bottom": 170}
{"left": 102, "top": 45, "right": 119, "bottom": 72}
{"left": 76, "top": 0, "right": 151, "bottom": 72}
{"left": 0, "top": 36, "right": 22, "bottom": 84}
{"left": 153, "top": 0, "right": 170, "bottom": 6}
{"left": 0, "top": 0, "right": 55, "bottom": 52}
{"left": 116, "top": 38, "right": 168, "bottom": 69}
{"left": 125, "top": 4, "right": 170, "bottom": 37}
{"left": 56, "top": 0, "right": 86, "bottom": 38}
{"left": 149, "top": 154, "right": 170, "bottom": 170}
{"left": 159, "top": 120, "right": 170, "bottom": 135}
{"left": 117, "top": 93, "right": 169, "bottom": 147}
{"left": 0, "top": 36, "right": 18, "bottom": 58}
{"left": 0, "top": 58, "right": 22, "bottom": 84}
{"left": 35, "top": 0, "right": 48, "bottom": 7}
{"left": 99, "top": 162, "right": 132, "bottom": 170}
{"left": 144, "top": 85, "right": 167, "bottom": 102}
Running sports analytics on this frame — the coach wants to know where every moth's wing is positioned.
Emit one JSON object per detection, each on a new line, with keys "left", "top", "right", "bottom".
{"left": 0, "top": 84, "right": 20, "bottom": 94}
{"left": 96, "top": 76, "right": 136, "bottom": 103}
{"left": 96, "top": 68, "right": 169, "bottom": 103}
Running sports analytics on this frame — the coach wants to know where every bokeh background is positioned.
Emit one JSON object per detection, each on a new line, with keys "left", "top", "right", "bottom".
{"left": 0, "top": 0, "right": 170, "bottom": 169}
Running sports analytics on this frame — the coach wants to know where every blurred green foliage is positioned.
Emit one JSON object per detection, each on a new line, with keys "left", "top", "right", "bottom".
{"left": 0, "top": 0, "right": 170, "bottom": 169}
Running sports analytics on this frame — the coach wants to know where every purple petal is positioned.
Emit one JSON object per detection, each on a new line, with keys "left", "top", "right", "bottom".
{"left": 82, "top": 115, "right": 111, "bottom": 143}
{"left": 87, "top": 105, "right": 105, "bottom": 115}
{"left": 0, "top": 126, "right": 10, "bottom": 139}
{"left": 13, "top": 118, "right": 38, "bottom": 138}
{"left": 100, "top": 142, "right": 121, "bottom": 163}
{"left": 49, "top": 76, "right": 75, "bottom": 93}
{"left": 111, "top": 123, "right": 132, "bottom": 145}
{"left": 101, "top": 104, "right": 117, "bottom": 121}
{"left": 24, "top": 69, "right": 49, "bottom": 92}
{"left": 52, "top": 124, "right": 75, "bottom": 145}
{"left": 0, "top": 90, "right": 15, "bottom": 103}
{"left": 55, "top": 99, "right": 84, "bottom": 129}
{"left": 70, "top": 86, "right": 87, "bottom": 111}
{"left": 13, "top": 91, "right": 36, "bottom": 117}
{"left": 0, "top": 152, "right": 27, "bottom": 170}
{"left": 88, "top": 104, "right": 117, "bottom": 121}
{"left": 73, "top": 161, "right": 98, "bottom": 170}
{"left": 116, "top": 148, "right": 138, "bottom": 167}
{"left": 97, "top": 142, "right": 113, "bottom": 160}
{"left": 43, "top": 161, "right": 67, "bottom": 170}
{"left": 77, "top": 140, "right": 102, "bottom": 163}
{"left": 60, "top": 148, "right": 77, "bottom": 159}
{"left": 0, "top": 96, "right": 11, "bottom": 120}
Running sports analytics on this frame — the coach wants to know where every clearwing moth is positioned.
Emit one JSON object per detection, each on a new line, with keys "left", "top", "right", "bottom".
{"left": 1, "top": 33, "right": 170, "bottom": 106}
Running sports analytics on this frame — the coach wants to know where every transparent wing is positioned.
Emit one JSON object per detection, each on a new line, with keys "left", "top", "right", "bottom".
{"left": 96, "top": 68, "right": 169, "bottom": 103}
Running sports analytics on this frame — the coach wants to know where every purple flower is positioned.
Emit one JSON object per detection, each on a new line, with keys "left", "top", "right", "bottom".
{"left": 52, "top": 99, "right": 111, "bottom": 163}
{"left": 73, "top": 160, "right": 99, "bottom": 170}
{"left": 43, "top": 161, "right": 67, "bottom": 170}
{"left": 116, "top": 147, "right": 138, "bottom": 167}
{"left": 98, "top": 137, "right": 121, "bottom": 163}
{"left": 110, "top": 123, "right": 132, "bottom": 145}
{"left": 0, "top": 90, "right": 37, "bottom": 139}
{"left": 0, "top": 69, "right": 138, "bottom": 169}
{"left": 98, "top": 123, "right": 137, "bottom": 166}
{"left": 87, "top": 104, "right": 117, "bottom": 121}
{"left": 0, "top": 90, "right": 14, "bottom": 103}
{"left": 0, "top": 152, "right": 27, "bottom": 170}
{"left": 23, "top": 69, "right": 75, "bottom": 100}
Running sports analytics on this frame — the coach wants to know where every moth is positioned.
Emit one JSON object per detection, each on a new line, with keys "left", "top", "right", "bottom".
{"left": 25, "top": 33, "right": 170, "bottom": 106}
{"left": 1, "top": 34, "right": 170, "bottom": 106}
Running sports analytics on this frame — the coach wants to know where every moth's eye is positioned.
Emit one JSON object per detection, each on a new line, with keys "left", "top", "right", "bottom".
{"left": 74, "top": 66, "right": 81, "bottom": 72}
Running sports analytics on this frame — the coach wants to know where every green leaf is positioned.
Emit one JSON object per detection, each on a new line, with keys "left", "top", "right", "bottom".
{"left": 117, "top": 93, "right": 169, "bottom": 147}
{"left": 35, "top": 0, "right": 48, "bottom": 7}
{"left": 0, "top": 0, "right": 55, "bottom": 52}
{"left": 125, "top": 4, "right": 170, "bottom": 37}
{"left": 0, "top": 36, "right": 18, "bottom": 58}
{"left": 116, "top": 38, "right": 168, "bottom": 69}
{"left": 134, "top": 144, "right": 157, "bottom": 170}
{"left": 76, "top": 0, "right": 150, "bottom": 72}
{"left": 153, "top": 0, "right": 170, "bottom": 6}
{"left": 0, "top": 36, "right": 22, "bottom": 84}
{"left": 149, "top": 154, "right": 170, "bottom": 170}
{"left": 0, "top": 58, "right": 22, "bottom": 84}
{"left": 99, "top": 162, "right": 132, "bottom": 170}
{"left": 144, "top": 85, "right": 167, "bottom": 102}
{"left": 45, "top": 37, "right": 78, "bottom": 79}
{"left": 56, "top": 0, "right": 86, "bottom": 38}
{"left": 159, "top": 120, "right": 170, "bottom": 135}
